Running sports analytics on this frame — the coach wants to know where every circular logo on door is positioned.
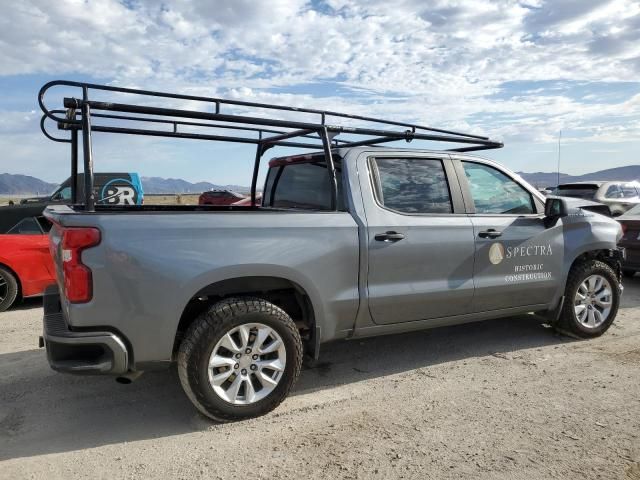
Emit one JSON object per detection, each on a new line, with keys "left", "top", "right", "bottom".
{"left": 489, "top": 243, "right": 505, "bottom": 265}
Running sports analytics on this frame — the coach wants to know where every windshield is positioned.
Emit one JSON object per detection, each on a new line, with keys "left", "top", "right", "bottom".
{"left": 554, "top": 185, "right": 598, "bottom": 200}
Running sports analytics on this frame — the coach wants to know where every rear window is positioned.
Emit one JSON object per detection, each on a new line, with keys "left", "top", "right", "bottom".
{"left": 262, "top": 156, "right": 345, "bottom": 211}
{"left": 555, "top": 185, "right": 598, "bottom": 200}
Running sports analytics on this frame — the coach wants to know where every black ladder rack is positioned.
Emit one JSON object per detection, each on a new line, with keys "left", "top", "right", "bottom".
{"left": 39, "top": 80, "right": 503, "bottom": 211}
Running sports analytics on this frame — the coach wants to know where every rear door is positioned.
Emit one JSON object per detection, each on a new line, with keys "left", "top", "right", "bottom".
{"left": 362, "top": 153, "right": 476, "bottom": 324}
{"left": 455, "top": 158, "right": 563, "bottom": 312}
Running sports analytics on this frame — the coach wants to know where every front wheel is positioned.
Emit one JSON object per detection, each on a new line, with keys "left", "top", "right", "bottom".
{"left": 177, "top": 297, "right": 303, "bottom": 422}
{"left": 555, "top": 260, "right": 620, "bottom": 338}
{"left": 0, "top": 266, "right": 19, "bottom": 312}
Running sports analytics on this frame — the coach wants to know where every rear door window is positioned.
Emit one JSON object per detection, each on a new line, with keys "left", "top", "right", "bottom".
{"left": 371, "top": 158, "right": 452, "bottom": 214}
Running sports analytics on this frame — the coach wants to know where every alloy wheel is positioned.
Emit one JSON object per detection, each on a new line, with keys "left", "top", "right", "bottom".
{"left": 573, "top": 274, "right": 613, "bottom": 329}
{"left": 207, "top": 323, "right": 286, "bottom": 405}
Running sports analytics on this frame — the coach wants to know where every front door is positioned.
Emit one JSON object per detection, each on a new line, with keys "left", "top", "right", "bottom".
{"left": 363, "top": 154, "right": 476, "bottom": 325}
{"left": 457, "top": 160, "right": 563, "bottom": 312}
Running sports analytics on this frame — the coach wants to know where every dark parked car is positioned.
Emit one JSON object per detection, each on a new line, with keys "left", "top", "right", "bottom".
{"left": 20, "top": 172, "right": 144, "bottom": 206}
{"left": 198, "top": 189, "right": 245, "bottom": 206}
{"left": 618, "top": 204, "right": 640, "bottom": 277}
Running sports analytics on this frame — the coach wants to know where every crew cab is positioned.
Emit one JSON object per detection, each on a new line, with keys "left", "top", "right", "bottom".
{"left": 38, "top": 81, "right": 625, "bottom": 422}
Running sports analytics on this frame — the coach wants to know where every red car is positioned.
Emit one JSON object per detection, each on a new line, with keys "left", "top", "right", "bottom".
{"left": 0, "top": 205, "right": 55, "bottom": 311}
{"left": 198, "top": 189, "right": 246, "bottom": 206}
{"left": 231, "top": 193, "right": 262, "bottom": 206}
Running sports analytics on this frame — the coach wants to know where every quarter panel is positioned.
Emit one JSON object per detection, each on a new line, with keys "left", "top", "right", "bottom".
{"left": 60, "top": 211, "right": 359, "bottom": 363}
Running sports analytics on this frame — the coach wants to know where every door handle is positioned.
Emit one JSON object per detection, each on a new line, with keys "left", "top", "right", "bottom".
{"left": 375, "top": 231, "right": 405, "bottom": 242}
{"left": 478, "top": 229, "right": 502, "bottom": 239}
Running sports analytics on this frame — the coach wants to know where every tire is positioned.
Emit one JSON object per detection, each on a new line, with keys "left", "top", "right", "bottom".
{"left": 0, "top": 266, "right": 19, "bottom": 312}
{"left": 177, "top": 297, "right": 303, "bottom": 422}
{"left": 555, "top": 260, "right": 620, "bottom": 338}
{"left": 622, "top": 269, "right": 636, "bottom": 278}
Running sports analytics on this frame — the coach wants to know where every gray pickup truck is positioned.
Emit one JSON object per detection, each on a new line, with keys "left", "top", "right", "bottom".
{"left": 39, "top": 81, "right": 625, "bottom": 421}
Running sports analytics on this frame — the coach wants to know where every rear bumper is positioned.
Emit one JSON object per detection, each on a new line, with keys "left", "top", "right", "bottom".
{"left": 41, "top": 286, "right": 129, "bottom": 375}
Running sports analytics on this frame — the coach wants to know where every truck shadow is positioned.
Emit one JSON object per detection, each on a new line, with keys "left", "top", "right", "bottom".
{"left": 1, "top": 313, "right": 575, "bottom": 461}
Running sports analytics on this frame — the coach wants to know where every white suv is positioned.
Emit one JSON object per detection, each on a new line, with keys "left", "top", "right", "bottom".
{"left": 555, "top": 181, "right": 640, "bottom": 216}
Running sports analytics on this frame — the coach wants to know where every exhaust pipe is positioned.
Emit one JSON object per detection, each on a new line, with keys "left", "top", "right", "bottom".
{"left": 116, "top": 371, "right": 144, "bottom": 384}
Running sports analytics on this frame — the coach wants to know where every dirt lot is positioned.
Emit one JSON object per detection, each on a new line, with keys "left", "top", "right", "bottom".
{"left": 1, "top": 282, "right": 639, "bottom": 480}
{"left": 144, "top": 193, "right": 202, "bottom": 205}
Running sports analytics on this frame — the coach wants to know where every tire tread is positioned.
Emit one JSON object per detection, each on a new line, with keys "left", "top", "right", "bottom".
{"left": 0, "top": 266, "right": 19, "bottom": 312}
{"left": 555, "top": 259, "right": 620, "bottom": 338}
{"left": 177, "top": 296, "right": 303, "bottom": 422}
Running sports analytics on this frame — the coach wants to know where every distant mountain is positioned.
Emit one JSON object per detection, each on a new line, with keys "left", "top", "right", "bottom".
{"left": 519, "top": 165, "right": 640, "bottom": 188}
{"left": 0, "top": 173, "right": 57, "bottom": 195}
{"left": 140, "top": 177, "right": 249, "bottom": 194}
{"left": 0, "top": 173, "right": 249, "bottom": 195}
{"left": 3, "top": 165, "right": 638, "bottom": 196}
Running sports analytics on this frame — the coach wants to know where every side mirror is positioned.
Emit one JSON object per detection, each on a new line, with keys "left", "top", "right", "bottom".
{"left": 545, "top": 197, "right": 568, "bottom": 217}
{"left": 544, "top": 197, "right": 567, "bottom": 227}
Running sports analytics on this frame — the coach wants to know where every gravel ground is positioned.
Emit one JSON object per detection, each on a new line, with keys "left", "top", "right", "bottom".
{"left": 1, "top": 282, "right": 639, "bottom": 480}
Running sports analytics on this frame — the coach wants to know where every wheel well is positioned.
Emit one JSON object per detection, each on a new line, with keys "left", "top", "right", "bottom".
{"left": 173, "top": 276, "right": 315, "bottom": 357}
{"left": 0, "top": 262, "right": 21, "bottom": 298}
{"left": 569, "top": 249, "right": 622, "bottom": 279}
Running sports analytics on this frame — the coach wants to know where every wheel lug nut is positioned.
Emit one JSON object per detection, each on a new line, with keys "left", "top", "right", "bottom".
{"left": 241, "top": 369, "right": 247, "bottom": 375}
{"left": 250, "top": 364, "right": 257, "bottom": 371}
{"left": 234, "top": 363, "right": 239, "bottom": 369}
{"left": 245, "top": 348, "right": 252, "bottom": 354}
{"left": 252, "top": 354, "right": 258, "bottom": 360}
{"left": 235, "top": 353, "right": 241, "bottom": 359}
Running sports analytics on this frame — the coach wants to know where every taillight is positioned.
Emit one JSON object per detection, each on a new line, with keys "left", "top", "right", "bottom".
{"left": 61, "top": 227, "right": 101, "bottom": 303}
{"left": 620, "top": 222, "right": 627, "bottom": 236}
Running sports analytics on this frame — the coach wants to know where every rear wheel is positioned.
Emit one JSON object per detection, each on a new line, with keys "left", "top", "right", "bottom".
{"left": 0, "top": 266, "right": 19, "bottom": 312}
{"left": 177, "top": 297, "right": 303, "bottom": 422}
{"left": 555, "top": 260, "right": 620, "bottom": 338}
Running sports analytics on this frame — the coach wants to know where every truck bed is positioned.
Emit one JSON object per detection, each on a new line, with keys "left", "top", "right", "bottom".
{"left": 44, "top": 204, "right": 361, "bottom": 365}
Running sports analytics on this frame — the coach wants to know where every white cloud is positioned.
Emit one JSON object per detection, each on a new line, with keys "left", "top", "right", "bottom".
{"left": 0, "top": 0, "right": 639, "bottom": 182}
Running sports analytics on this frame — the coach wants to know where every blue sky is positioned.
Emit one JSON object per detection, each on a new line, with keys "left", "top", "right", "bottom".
{"left": 0, "top": 0, "right": 639, "bottom": 186}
